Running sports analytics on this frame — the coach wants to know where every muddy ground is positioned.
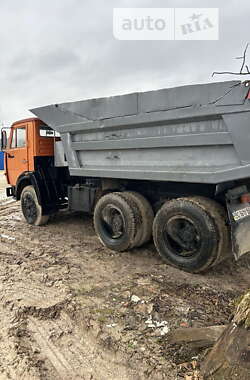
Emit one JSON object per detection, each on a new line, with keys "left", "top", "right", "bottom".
{"left": 0, "top": 171, "right": 249, "bottom": 379}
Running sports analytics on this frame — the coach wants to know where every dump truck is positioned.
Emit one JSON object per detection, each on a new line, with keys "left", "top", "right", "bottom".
{"left": 2, "top": 80, "right": 250, "bottom": 273}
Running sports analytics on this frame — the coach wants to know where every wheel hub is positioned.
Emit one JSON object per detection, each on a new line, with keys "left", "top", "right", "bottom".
{"left": 111, "top": 213, "right": 124, "bottom": 235}
{"left": 22, "top": 194, "right": 37, "bottom": 222}
{"left": 101, "top": 205, "right": 125, "bottom": 239}
{"left": 165, "top": 216, "right": 200, "bottom": 257}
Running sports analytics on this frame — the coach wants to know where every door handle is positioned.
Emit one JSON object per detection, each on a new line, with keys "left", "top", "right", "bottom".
{"left": 21, "top": 159, "right": 28, "bottom": 164}
{"left": 7, "top": 153, "right": 14, "bottom": 158}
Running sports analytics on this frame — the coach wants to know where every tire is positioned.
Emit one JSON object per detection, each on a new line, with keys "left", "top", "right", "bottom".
{"left": 117, "top": 192, "right": 143, "bottom": 248}
{"left": 21, "top": 185, "right": 49, "bottom": 226}
{"left": 189, "top": 196, "right": 230, "bottom": 266}
{"left": 126, "top": 192, "right": 154, "bottom": 247}
{"left": 153, "top": 198, "right": 220, "bottom": 273}
{"left": 93, "top": 192, "right": 137, "bottom": 252}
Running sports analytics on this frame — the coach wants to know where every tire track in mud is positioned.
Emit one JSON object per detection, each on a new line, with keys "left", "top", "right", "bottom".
{"left": 28, "top": 317, "right": 77, "bottom": 380}
{"left": 0, "top": 201, "right": 18, "bottom": 214}
{"left": 0, "top": 202, "right": 141, "bottom": 379}
{"left": 0, "top": 203, "right": 80, "bottom": 379}
{"left": 27, "top": 310, "right": 140, "bottom": 380}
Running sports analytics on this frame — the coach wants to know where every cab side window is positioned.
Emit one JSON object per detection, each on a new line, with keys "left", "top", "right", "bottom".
{"left": 11, "top": 127, "right": 26, "bottom": 148}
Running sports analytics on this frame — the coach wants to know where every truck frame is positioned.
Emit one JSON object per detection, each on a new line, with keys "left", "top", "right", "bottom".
{"left": 2, "top": 80, "right": 250, "bottom": 273}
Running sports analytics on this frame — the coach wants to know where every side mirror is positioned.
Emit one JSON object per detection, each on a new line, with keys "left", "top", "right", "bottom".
{"left": 1, "top": 130, "right": 7, "bottom": 151}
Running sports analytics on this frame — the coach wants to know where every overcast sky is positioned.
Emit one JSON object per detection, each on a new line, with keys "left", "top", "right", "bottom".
{"left": 0, "top": 0, "right": 249, "bottom": 125}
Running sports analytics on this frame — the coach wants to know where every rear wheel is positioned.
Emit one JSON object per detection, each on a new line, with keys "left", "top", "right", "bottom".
{"left": 21, "top": 185, "right": 49, "bottom": 226}
{"left": 189, "top": 196, "right": 230, "bottom": 266}
{"left": 93, "top": 192, "right": 137, "bottom": 252}
{"left": 153, "top": 197, "right": 220, "bottom": 273}
{"left": 125, "top": 191, "right": 154, "bottom": 247}
{"left": 117, "top": 192, "right": 143, "bottom": 248}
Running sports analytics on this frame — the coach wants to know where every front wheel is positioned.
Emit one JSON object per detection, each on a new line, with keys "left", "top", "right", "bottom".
{"left": 153, "top": 198, "right": 221, "bottom": 273}
{"left": 21, "top": 186, "right": 49, "bottom": 226}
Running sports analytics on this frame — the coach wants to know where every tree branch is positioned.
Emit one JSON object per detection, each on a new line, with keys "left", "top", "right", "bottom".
{"left": 212, "top": 71, "right": 250, "bottom": 77}
{"left": 238, "top": 43, "right": 249, "bottom": 73}
{"left": 212, "top": 44, "right": 250, "bottom": 77}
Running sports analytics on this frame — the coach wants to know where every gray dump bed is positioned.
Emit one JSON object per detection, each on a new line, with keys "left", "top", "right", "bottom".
{"left": 31, "top": 80, "right": 250, "bottom": 184}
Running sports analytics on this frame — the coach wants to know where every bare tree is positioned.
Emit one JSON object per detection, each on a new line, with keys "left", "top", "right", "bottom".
{"left": 212, "top": 43, "right": 250, "bottom": 76}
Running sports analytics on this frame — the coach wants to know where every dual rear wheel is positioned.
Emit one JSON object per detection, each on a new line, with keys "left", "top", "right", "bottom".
{"left": 94, "top": 193, "right": 230, "bottom": 273}
{"left": 153, "top": 197, "right": 229, "bottom": 273}
{"left": 93, "top": 191, "right": 154, "bottom": 252}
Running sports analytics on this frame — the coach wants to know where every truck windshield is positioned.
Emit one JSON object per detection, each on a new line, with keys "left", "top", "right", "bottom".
{"left": 40, "top": 125, "right": 60, "bottom": 138}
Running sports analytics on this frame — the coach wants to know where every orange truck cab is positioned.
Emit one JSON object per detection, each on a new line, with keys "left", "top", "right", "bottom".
{"left": 2, "top": 118, "right": 69, "bottom": 223}
{"left": 5, "top": 118, "right": 54, "bottom": 185}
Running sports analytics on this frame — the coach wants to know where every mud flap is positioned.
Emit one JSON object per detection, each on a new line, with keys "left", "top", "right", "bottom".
{"left": 227, "top": 201, "right": 250, "bottom": 260}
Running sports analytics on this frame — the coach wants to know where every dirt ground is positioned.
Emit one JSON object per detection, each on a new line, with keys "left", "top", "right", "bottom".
{"left": 0, "top": 171, "right": 249, "bottom": 379}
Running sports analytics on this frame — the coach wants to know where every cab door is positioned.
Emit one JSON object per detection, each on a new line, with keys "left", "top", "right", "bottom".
{"left": 6, "top": 125, "right": 28, "bottom": 186}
